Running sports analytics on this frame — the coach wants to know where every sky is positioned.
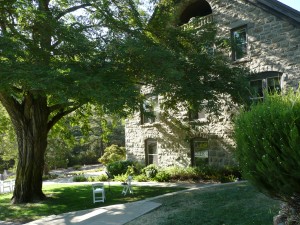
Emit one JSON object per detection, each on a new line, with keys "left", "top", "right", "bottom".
{"left": 277, "top": 0, "right": 300, "bottom": 12}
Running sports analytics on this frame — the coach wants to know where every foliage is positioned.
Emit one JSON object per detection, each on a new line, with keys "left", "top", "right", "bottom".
{"left": 0, "top": 105, "right": 17, "bottom": 171}
{"left": 159, "top": 165, "right": 241, "bottom": 183}
{"left": 98, "top": 145, "right": 126, "bottom": 165}
{"left": 87, "top": 175, "right": 108, "bottom": 182}
{"left": 72, "top": 165, "right": 82, "bottom": 171}
{"left": 112, "top": 174, "right": 129, "bottom": 182}
{"left": 42, "top": 174, "right": 59, "bottom": 181}
{"left": 234, "top": 90, "right": 300, "bottom": 210}
{"left": 153, "top": 171, "right": 171, "bottom": 182}
{"left": 106, "top": 160, "right": 134, "bottom": 177}
{"left": 133, "top": 174, "right": 148, "bottom": 182}
{"left": 73, "top": 175, "right": 88, "bottom": 182}
{"left": 46, "top": 111, "right": 125, "bottom": 169}
{"left": 142, "top": 164, "right": 159, "bottom": 178}
{"left": 125, "top": 165, "right": 135, "bottom": 176}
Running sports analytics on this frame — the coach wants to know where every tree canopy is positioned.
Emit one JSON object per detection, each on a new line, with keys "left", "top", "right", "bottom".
{"left": 0, "top": 0, "right": 249, "bottom": 203}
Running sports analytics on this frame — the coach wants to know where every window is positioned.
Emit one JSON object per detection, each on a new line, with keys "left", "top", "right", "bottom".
{"left": 189, "top": 108, "right": 206, "bottom": 121}
{"left": 231, "top": 26, "right": 247, "bottom": 61}
{"left": 250, "top": 72, "right": 282, "bottom": 101}
{"left": 141, "top": 95, "right": 158, "bottom": 124}
{"left": 191, "top": 138, "right": 209, "bottom": 166}
{"left": 145, "top": 139, "right": 158, "bottom": 165}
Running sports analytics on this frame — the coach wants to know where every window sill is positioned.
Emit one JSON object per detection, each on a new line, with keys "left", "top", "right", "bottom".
{"left": 141, "top": 122, "right": 162, "bottom": 128}
{"left": 189, "top": 119, "right": 208, "bottom": 125}
{"left": 232, "top": 57, "right": 251, "bottom": 64}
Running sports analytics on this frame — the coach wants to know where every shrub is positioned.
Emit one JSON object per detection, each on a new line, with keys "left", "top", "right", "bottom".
{"left": 133, "top": 174, "right": 148, "bottom": 182}
{"left": 154, "top": 171, "right": 171, "bottom": 182}
{"left": 142, "top": 164, "right": 159, "bottom": 178}
{"left": 87, "top": 174, "right": 108, "bottom": 182}
{"left": 98, "top": 145, "right": 126, "bottom": 165}
{"left": 73, "top": 175, "right": 87, "bottom": 182}
{"left": 112, "top": 173, "right": 128, "bottom": 182}
{"left": 106, "top": 160, "right": 134, "bottom": 177}
{"left": 234, "top": 90, "right": 300, "bottom": 215}
{"left": 165, "top": 166, "right": 199, "bottom": 181}
{"left": 72, "top": 165, "right": 82, "bottom": 170}
{"left": 42, "top": 174, "right": 59, "bottom": 181}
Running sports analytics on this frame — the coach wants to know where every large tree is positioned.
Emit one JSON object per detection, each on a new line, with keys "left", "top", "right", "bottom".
{"left": 0, "top": 0, "right": 248, "bottom": 203}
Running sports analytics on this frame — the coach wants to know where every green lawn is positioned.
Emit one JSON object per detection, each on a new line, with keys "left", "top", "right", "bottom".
{"left": 127, "top": 182, "right": 282, "bottom": 225}
{"left": 0, "top": 182, "right": 282, "bottom": 225}
{"left": 0, "top": 183, "right": 185, "bottom": 224}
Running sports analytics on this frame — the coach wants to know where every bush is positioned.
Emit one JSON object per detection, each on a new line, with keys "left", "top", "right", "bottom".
{"left": 234, "top": 91, "right": 300, "bottom": 212}
{"left": 142, "top": 164, "right": 158, "bottom": 178}
{"left": 154, "top": 171, "right": 171, "bottom": 182}
{"left": 72, "top": 165, "right": 82, "bottom": 170}
{"left": 164, "top": 166, "right": 199, "bottom": 181}
{"left": 73, "top": 175, "right": 87, "bottom": 182}
{"left": 98, "top": 145, "right": 126, "bottom": 165}
{"left": 106, "top": 160, "right": 134, "bottom": 177}
{"left": 134, "top": 174, "right": 148, "bottom": 182}
{"left": 87, "top": 175, "right": 108, "bottom": 182}
{"left": 42, "top": 174, "right": 58, "bottom": 181}
{"left": 112, "top": 173, "right": 128, "bottom": 182}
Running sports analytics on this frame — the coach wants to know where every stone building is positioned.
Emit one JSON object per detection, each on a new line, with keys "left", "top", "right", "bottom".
{"left": 125, "top": 0, "right": 300, "bottom": 168}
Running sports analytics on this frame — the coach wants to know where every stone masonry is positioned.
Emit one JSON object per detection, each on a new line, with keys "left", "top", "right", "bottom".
{"left": 125, "top": 0, "right": 300, "bottom": 168}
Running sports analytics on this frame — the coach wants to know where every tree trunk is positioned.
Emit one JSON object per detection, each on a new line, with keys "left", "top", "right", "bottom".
{"left": 5, "top": 94, "right": 50, "bottom": 203}
{"left": 0, "top": 88, "right": 80, "bottom": 204}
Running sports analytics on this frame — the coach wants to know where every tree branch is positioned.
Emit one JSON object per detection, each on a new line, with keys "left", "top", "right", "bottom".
{"left": 47, "top": 104, "right": 82, "bottom": 132}
{"left": 0, "top": 92, "right": 23, "bottom": 125}
{"left": 48, "top": 101, "right": 79, "bottom": 113}
{"left": 55, "top": 4, "right": 92, "bottom": 20}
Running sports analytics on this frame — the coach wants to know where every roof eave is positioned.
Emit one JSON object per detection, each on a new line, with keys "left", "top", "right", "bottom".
{"left": 246, "top": 0, "right": 300, "bottom": 25}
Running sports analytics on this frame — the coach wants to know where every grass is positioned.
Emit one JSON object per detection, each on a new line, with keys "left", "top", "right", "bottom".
{"left": 127, "top": 182, "right": 282, "bottom": 225}
{"left": 0, "top": 184, "right": 185, "bottom": 224}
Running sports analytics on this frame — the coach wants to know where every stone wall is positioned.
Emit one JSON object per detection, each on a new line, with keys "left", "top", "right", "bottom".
{"left": 125, "top": 0, "right": 300, "bottom": 168}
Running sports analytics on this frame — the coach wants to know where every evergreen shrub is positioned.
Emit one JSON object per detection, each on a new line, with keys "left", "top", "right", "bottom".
{"left": 234, "top": 90, "right": 300, "bottom": 210}
{"left": 142, "top": 164, "right": 158, "bottom": 178}
{"left": 106, "top": 160, "right": 134, "bottom": 177}
{"left": 154, "top": 171, "right": 171, "bottom": 182}
{"left": 73, "top": 175, "right": 87, "bottom": 182}
{"left": 98, "top": 145, "right": 126, "bottom": 165}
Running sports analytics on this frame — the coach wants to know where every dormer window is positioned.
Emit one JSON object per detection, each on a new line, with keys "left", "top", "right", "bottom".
{"left": 231, "top": 26, "right": 248, "bottom": 61}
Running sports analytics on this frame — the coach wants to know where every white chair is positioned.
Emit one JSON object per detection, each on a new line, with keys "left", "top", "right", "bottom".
{"left": 0, "top": 180, "right": 15, "bottom": 193}
{"left": 92, "top": 183, "right": 105, "bottom": 203}
{"left": 121, "top": 176, "right": 133, "bottom": 196}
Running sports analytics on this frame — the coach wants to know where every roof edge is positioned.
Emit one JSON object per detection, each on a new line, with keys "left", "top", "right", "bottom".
{"left": 246, "top": 0, "right": 300, "bottom": 25}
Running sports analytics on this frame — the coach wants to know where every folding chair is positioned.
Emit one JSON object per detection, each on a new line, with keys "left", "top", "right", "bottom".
{"left": 92, "top": 183, "right": 105, "bottom": 203}
{"left": 121, "top": 176, "right": 133, "bottom": 196}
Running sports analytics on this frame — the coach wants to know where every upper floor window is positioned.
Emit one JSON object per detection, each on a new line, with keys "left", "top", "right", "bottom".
{"left": 250, "top": 72, "right": 282, "bottom": 101}
{"left": 141, "top": 95, "right": 158, "bottom": 124}
{"left": 231, "top": 26, "right": 247, "bottom": 61}
{"left": 189, "top": 108, "right": 206, "bottom": 121}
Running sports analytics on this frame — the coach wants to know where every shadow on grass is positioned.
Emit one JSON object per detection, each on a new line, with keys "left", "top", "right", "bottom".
{"left": 0, "top": 183, "right": 185, "bottom": 224}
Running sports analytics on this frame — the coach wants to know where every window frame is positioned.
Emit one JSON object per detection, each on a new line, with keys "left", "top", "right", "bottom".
{"left": 145, "top": 139, "right": 158, "bottom": 166}
{"left": 250, "top": 72, "right": 282, "bottom": 101}
{"left": 141, "top": 95, "right": 158, "bottom": 125}
{"left": 231, "top": 25, "right": 248, "bottom": 61}
{"left": 190, "top": 138, "right": 209, "bottom": 167}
